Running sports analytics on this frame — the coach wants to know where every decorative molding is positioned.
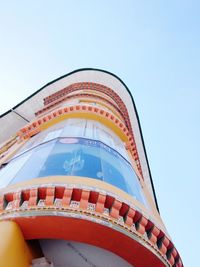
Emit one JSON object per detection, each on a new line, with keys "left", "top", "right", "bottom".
{"left": 0, "top": 184, "right": 182, "bottom": 267}
{"left": 35, "top": 93, "right": 123, "bottom": 122}
{"left": 17, "top": 104, "right": 142, "bottom": 175}
{"left": 38, "top": 82, "right": 142, "bottom": 176}
{"left": 0, "top": 136, "right": 18, "bottom": 157}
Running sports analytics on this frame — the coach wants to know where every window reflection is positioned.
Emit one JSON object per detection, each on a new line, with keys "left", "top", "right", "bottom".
{"left": 16, "top": 119, "right": 129, "bottom": 161}
{"left": 0, "top": 137, "right": 147, "bottom": 207}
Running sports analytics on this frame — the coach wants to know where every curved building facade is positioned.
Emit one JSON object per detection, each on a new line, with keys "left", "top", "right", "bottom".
{"left": 0, "top": 69, "right": 183, "bottom": 266}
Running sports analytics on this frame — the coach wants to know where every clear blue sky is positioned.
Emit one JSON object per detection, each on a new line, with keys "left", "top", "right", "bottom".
{"left": 0, "top": 1, "right": 199, "bottom": 266}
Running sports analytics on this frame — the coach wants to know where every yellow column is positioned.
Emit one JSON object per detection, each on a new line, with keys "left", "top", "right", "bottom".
{"left": 0, "top": 221, "right": 33, "bottom": 267}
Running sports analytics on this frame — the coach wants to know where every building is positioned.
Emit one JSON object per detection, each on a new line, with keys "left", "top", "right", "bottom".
{"left": 0, "top": 69, "right": 183, "bottom": 267}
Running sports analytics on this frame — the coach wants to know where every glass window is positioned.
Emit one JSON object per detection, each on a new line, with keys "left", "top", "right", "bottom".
{"left": 9, "top": 140, "right": 56, "bottom": 184}
{"left": 0, "top": 151, "right": 32, "bottom": 188}
{"left": 43, "top": 129, "right": 63, "bottom": 142}
{"left": 0, "top": 137, "right": 147, "bottom": 207}
{"left": 14, "top": 119, "right": 130, "bottom": 163}
{"left": 62, "top": 119, "right": 86, "bottom": 138}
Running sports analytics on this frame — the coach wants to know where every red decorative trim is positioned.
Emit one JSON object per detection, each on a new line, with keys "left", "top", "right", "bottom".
{"left": 42, "top": 82, "right": 132, "bottom": 135}
{"left": 15, "top": 216, "right": 166, "bottom": 267}
{"left": 28, "top": 188, "right": 37, "bottom": 207}
{"left": 35, "top": 82, "right": 142, "bottom": 177}
{"left": 17, "top": 104, "right": 142, "bottom": 174}
{"left": 36, "top": 93, "right": 123, "bottom": 121}
{"left": 18, "top": 105, "right": 129, "bottom": 138}
{"left": 96, "top": 193, "right": 106, "bottom": 213}
{"left": 0, "top": 185, "right": 183, "bottom": 267}
{"left": 45, "top": 187, "right": 55, "bottom": 206}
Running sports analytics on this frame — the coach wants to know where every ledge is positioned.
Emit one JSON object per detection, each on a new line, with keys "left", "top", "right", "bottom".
{"left": 0, "top": 177, "right": 182, "bottom": 267}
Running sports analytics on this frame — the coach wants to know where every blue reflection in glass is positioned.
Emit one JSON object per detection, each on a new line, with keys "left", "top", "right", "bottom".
{"left": 3, "top": 137, "right": 147, "bottom": 206}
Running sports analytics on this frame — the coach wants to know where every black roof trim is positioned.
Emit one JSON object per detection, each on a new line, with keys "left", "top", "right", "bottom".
{"left": 0, "top": 68, "right": 159, "bottom": 212}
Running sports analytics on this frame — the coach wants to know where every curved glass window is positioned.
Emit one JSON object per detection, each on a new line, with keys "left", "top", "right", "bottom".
{"left": 16, "top": 119, "right": 129, "bottom": 162}
{"left": 0, "top": 137, "right": 147, "bottom": 206}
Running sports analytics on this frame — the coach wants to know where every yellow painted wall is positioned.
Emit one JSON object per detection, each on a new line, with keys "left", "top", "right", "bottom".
{"left": 0, "top": 221, "right": 34, "bottom": 267}
{"left": 39, "top": 111, "right": 129, "bottom": 142}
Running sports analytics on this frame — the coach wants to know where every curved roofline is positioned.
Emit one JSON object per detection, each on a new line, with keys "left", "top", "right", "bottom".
{"left": 0, "top": 68, "right": 159, "bottom": 212}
